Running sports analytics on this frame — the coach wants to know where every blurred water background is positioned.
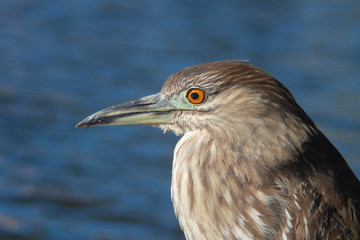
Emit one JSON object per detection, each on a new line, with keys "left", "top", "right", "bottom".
{"left": 0, "top": 0, "right": 359, "bottom": 239}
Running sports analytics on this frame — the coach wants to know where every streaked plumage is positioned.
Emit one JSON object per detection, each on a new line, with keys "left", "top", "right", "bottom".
{"left": 77, "top": 60, "right": 360, "bottom": 240}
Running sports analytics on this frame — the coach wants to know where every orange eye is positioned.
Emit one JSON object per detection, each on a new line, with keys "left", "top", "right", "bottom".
{"left": 186, "top": 88, "right": 206, "bottom": 104}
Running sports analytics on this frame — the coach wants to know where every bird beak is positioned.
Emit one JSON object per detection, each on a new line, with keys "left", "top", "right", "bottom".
{"left": 76, "top": 93, "right": 178, "bottom": 128}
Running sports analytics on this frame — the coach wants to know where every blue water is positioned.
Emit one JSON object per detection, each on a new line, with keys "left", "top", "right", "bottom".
{"left": 0, "top": 0, "right": 359, "bottom": 239}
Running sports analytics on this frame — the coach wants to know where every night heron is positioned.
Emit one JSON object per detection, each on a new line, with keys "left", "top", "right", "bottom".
{"left": 76, "top": 61, "right": 360, "bottom": 240}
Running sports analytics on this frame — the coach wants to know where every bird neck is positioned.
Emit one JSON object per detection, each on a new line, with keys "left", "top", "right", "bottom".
{"left": 170, "top": 129, "right": 277, "bottom": 240}
{"left": 170, "top": 123, "right": 313, "bottom": 240}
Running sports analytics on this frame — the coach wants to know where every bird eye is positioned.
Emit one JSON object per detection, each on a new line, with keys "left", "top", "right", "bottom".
{"left": 186, "top": 88, "right": 206, "bottom": 104}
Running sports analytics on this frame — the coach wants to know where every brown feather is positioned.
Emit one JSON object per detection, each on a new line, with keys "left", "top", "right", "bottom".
{"left": 164, "top": 61, "right": 360, "bottom": 240}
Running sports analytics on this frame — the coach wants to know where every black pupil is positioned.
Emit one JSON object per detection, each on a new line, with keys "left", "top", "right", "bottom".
{"left": 191, "top": 92, "right": 199, "bottom": 100}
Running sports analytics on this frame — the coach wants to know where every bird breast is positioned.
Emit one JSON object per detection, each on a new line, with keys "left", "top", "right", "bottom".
{"left": 170, "top": 129, "right": 281, "bottom": 240}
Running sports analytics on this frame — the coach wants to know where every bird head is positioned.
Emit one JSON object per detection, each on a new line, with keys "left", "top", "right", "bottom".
{"left": 76, "top": 61, "right": 315, "bottom": 159}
